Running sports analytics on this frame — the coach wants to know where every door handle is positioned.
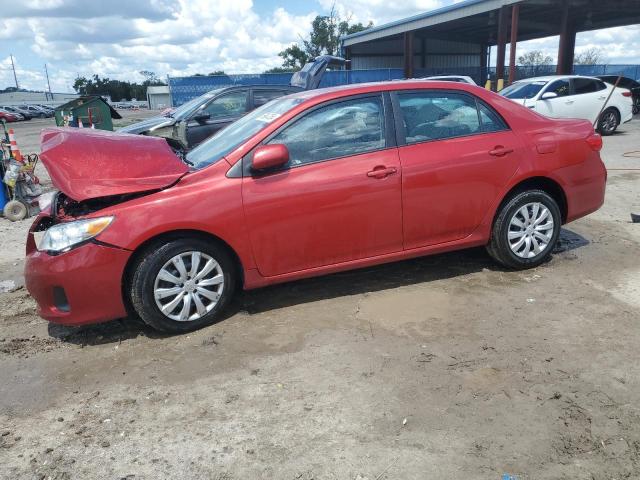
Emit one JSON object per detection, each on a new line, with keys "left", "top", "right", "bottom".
{"left": 565, "top": 100, "right": 574, "bottom": 104}
{"left": 489, "top": 146, "right": 514, "bottom": 157}
{"left": 366, "top": 166, "right": 397, "bottom": 179}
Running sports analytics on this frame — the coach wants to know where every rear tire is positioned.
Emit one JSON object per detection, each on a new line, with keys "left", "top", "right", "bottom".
{"left": 129, "top": 238, "right": 236, "bottom": 333}
{"left": 486, "top": 190, "right": 561, "bottom": 270}
{"left": 597, "top": 108, "right": 619, "bottom": 136}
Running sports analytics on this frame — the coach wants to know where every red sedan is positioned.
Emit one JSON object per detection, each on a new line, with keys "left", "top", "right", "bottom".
{"left": 25, "top": 81, "right": 606, "bottom": 333}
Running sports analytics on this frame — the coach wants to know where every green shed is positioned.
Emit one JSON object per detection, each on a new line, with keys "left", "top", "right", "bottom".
{"left": 55, "top": 96, "right": 122, "bottom": 131}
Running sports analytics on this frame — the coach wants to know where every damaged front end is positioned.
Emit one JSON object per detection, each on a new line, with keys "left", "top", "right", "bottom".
{"left": 29, "top": 127, "right": 191, "bottom": 255}
{"left": 29, "top": 190, "right": 156, "bottom": 255}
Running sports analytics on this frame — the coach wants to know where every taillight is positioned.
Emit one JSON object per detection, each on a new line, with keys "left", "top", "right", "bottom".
{"left": 586, "top": 133, "right": 603, "bottom": 151}
{"left": 622, "top": 91, "right": 632, "bottom": 97}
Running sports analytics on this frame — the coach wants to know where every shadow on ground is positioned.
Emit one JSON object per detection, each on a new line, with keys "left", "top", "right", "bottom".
{"left": 48, "top": 228, "right": 589, "bottom": 345}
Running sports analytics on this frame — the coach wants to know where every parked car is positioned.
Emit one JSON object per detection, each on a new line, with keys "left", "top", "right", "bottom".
{"left": 20, "top": 105, "right": 53, "bottom": 118}
{"left": 0, "top": 108, "right": 21, "bottom": 122}
{"left": 422, "top": 75, "right": 477, "bottom": 85}
{"left": 1, "top": 105, "right": 32, "bottom": 120}
{"left": 499, "top": 75, "right": 633, "bottom": 135}
{"left": 35, "top": 104, "right": 56, "bottom": 114}
{"left": 119, "top": 55, "right": 347, "bottom": 150}
{"left": 596, "top": 75, "right": 640, "bottom": 114}
{"left": 27, "top": 80, "right": 606, "bottom": 333}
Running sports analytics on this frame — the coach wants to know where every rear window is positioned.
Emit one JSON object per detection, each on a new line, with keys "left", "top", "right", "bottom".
{"left": 397, "top": 92, "right": 481, "bottom": 143}
{"left": 253, "top": 90, "right": 288, "bottom": 108}
{"left": 573, "top": 78, "right": 599, "bottom": 94}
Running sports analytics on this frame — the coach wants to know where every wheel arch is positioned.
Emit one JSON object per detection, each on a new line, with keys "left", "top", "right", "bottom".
{"left": 496, "top": 176, "right": 568, "bottom": 225}
{"left": 121, "top": 229, "right": 245, "bottom": 312}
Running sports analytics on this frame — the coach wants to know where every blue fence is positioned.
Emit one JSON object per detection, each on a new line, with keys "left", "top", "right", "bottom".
{"left": 168, "top": 64, "right": 640, "bottom": 106}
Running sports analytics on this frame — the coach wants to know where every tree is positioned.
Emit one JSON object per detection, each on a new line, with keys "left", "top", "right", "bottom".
{"left": 574, "top": 47, "right": 606, "bottom": 65}
{"left": 263, "top": 66, "right": 296, "bottom": 74}
{"left": 278, "top": 4, "right": 372, "bottom": 70}
{"left": 517, "top": 50, "right": 554, "bottom": 67}
{"left": 72, "top": 74, "right": 162, "bottom": 101}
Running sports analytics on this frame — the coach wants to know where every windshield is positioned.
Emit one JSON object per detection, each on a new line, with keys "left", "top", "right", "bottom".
{"left": 169, "top": 89, "right": 224, "bottom": 120}
{"left": 500, "top": 81, "right": 548, "bottom": 99}
{"left": 187, "top": 95, "right": 305, "bottom": 169}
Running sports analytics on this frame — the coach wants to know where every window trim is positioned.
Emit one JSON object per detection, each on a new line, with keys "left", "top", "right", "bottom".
{"left": 390, "top": 89, "right": 511, "bottom": 147}
{"left": 239, "top": 92, "right": 395, "bottom": 177}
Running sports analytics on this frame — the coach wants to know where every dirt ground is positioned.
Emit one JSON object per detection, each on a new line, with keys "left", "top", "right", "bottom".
{"left": 1, "top": 113, "right": 639, "bottom": 480}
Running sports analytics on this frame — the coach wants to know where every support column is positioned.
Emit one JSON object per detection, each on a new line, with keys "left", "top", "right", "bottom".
{"left": 344, "top": 46, "right": 352, "bottom": 70}
{"left": 508, "top": 4, "right": 520, "bottom": 85}
{"left": 421, "top": 37, "right": 427, "bottom": 68}
{"left": 495, "top": 6, "right": 509, "bottom": 90}
{"left": 479, "top": 44, "right": 488, "bottom": 86}
{"left": 403, "top": 31, "right": 414, "bottom": 79}
{"left": 557, "top": 1, "right": 576, "bottom": 74}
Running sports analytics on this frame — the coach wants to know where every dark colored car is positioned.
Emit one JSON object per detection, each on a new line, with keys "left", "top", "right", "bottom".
{"left": 119, "top": 56, "right": 347, "bottom": 150}
{"left": 1, "top": 105, "right": 32, "bottom": 120}
{"left": 27, "top": 80, "right": 606, "bottom": 334}
{"left": 597, "top": 75, "right": 640, "bottom": 114}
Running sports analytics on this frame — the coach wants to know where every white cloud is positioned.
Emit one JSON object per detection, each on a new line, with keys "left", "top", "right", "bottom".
{"left": 1, "top": 0, "right": 639, "bottom": 93}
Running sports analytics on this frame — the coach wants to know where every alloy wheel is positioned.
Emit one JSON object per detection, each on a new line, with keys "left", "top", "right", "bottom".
{"left": 600, "top": 111, "right": 617, "bottom": 133}
{"left": 153, "top": 251, "right": 224, "bottom": 322}
{"left": 507, "top": 202, "right": 554, "bottom": 259}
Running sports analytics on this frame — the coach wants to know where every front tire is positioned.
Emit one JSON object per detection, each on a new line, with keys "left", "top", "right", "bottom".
{"left": 486, "top": 190, "right": 561, "bottom": 270}
{"left": 129, "top": 238, "right": 236, "bottom": 333}
{"left": 597, "top": 108, "right": 619, "bottom": 136}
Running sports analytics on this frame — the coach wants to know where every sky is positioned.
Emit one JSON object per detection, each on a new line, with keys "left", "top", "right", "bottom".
{"left": 1, "top": 0, "right": 639, "bottom": 93}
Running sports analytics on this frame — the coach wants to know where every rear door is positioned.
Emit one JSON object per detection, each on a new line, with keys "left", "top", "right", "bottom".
{"left": 186, "top": 89, "right": 249, "bottom": 147}
{"left": 393, "top": 90, "right": 522, "bottom": 249}
{"left": 572, "top": 78, "right": 608, "bottom": 122}
{"left": 242, "top": 93, "right": 403, "bottom": 276}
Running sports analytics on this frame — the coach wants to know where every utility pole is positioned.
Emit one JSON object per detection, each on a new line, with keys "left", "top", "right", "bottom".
{"left": 10, "top": 54, "right": 19, "bottom": 89}
{"left": 44, "top": 64, "right": 53, "bottom": 100}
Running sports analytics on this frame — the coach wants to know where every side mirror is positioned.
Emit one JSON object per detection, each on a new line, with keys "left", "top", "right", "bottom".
{"left": 252, "top": 144, "right": 289, "bottom": 171}
{"left": 193, "top": 112, "right": 211, "bottom": 122}
{"left": 541, "top": 92, "right": 558, "bottom": 100}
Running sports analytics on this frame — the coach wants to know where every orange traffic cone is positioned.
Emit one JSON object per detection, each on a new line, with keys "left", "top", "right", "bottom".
{"left": 8, "top": 129, "right": 23, "bottom": 162}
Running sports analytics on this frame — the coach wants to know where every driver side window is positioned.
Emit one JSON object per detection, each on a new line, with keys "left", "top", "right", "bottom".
{"left": 267, "top": 96, "right": 386, "bottom": 166}
{"left": 545, "top": 80, "right": 570, "bottom": 97}
{"left": 203, "top": 91, "right": 248, "bottom": 119}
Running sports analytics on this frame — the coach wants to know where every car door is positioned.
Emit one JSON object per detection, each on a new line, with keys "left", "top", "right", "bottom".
{"left": 572, "top": 78, "right": 607, "bottom": 122}
{"left": 393, "top": 90, "right": 522, "bottom": 249}
{"left": 186, "top": 89, "right": 249, "bottom": 147}
{"left": 242, "top": 94, "right": 403, "bottom": 277}
{"left": 534, "top": 79, "right": 573, "bottom": 118}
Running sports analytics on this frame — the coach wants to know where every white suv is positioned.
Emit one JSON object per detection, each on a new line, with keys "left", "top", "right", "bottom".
{"left": 500, "top": 75, "right": 634, "bottom": 135}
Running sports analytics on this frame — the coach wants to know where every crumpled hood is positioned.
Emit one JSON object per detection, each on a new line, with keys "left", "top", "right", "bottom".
{"left": 40, "top": 127, "right": 189, "bottom": 202}
{"left": 117, "top": 115, "right": 175, "bottom": 134}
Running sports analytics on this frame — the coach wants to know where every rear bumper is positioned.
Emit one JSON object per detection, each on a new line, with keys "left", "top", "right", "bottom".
{"left": 25, "top": 240, "right": 131, "bottom": 326}
{"left": 562, "top": 153, "right": 607, "bottom": 223}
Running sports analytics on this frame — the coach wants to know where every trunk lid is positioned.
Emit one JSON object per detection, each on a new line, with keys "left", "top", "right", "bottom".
{"left": 40, "top": 127, "right": 188, "bottom": 202}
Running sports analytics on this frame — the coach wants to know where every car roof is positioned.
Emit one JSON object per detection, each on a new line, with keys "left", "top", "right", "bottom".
{"left": 282, "top": 79, "right": 486, "bottom": 103}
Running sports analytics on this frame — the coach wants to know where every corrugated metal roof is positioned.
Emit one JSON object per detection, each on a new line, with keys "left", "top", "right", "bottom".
{"left": 342, "top": 0, "right": 518, "bottom": 46}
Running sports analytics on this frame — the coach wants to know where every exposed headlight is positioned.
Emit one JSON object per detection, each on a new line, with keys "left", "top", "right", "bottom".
{"left": 38, "top": 216, "right": 114, "bottom": 253}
